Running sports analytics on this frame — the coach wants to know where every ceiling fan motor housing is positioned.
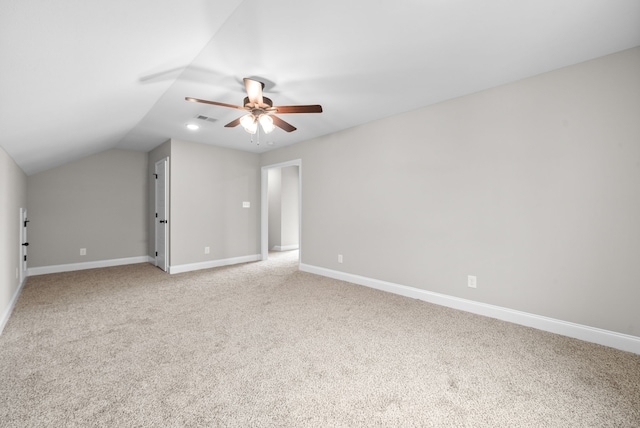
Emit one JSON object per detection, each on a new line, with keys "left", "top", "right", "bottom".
{"left": 244, "top": 96, "right": 272, "bottom": 109}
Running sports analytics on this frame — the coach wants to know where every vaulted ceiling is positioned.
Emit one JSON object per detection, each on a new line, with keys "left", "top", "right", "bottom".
{"left": 2, "top": 0, "right": 639, "bottom": 175}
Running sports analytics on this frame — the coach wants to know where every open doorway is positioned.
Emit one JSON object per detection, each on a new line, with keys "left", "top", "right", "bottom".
{"left": 261, "top": 160, "right": 301, "bottom": 263}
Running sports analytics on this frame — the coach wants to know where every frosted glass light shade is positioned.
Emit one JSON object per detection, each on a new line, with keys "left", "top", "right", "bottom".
{"left": 259, "top": 114, "right": 275, "bottom": 134}
{"left": 240, "top": 114, "right": 257, "bottom": 134}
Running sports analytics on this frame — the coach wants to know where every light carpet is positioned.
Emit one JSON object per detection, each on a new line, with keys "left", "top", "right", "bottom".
{"left": 1, "top": 250, "right": 639, "bottom": 427}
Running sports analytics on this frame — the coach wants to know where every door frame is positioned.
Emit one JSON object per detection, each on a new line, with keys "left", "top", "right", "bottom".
{"left": 155, "top": 157, "right": 169, "bottom": 271}
{"left": 19, "top": 208, "right": 28, "bottom": 284}
{"left": 261, "top": 159, "right": 302, "bottom": 262}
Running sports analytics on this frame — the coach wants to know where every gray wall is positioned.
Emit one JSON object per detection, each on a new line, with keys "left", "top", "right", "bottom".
{"left": 168, "top": 140, "right": 260, "bottom": 266}
{"left": 26, "top": 149, "right": 148, "bottom": 267}
{"left": 268, "top": 168, "right": 282, "bottom": 249}
{"left": 261, "top": 47, "right": 640, "bottom": 336}
{"left": 268, "top": 166, "right": 299, "bottom": 250}
{"left": 0, "top": 146, "right": 27, "bottom": 328}
{"left": 20, "top": 138, "right": 261, "bottom": 272}
{"left": 280, "top": 166, "right": 299, "bottom": 248}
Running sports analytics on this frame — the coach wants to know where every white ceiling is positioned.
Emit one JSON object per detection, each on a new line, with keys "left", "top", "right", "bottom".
{"left": 2, "top": 0, "right": 639, "bottom": 175}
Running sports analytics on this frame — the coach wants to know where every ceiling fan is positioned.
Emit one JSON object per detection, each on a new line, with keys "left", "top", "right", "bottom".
{"left": 185, "top": 77, "right": 322, "bottom": 134}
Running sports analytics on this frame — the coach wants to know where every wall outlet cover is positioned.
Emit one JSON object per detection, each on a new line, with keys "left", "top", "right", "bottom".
{"left": 468, "top": 275, "right": 477, "bottom": 288}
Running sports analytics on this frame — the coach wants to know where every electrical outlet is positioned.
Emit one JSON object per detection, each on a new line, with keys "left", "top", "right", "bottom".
{"left": 80, "top": 248, "right": 87, "bottom": 256}
{"left": 338, "top": 254, "right": 343, "bottom": 263}
{"left": 468, "top": 275, "right": 477, "bottom": 288}
{"left": 204, "top": 246, "right": 210, "bottom": 254}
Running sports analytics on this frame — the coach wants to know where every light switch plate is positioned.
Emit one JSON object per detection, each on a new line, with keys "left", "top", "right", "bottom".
{"left": 242, "top": 201, "right": 250, "bottom": 208}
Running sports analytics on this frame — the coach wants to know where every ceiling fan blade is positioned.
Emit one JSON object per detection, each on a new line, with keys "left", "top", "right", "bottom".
{"left": 271, "top": 105, "right": 323, "bottom": 114}
{"left": 185, "top": 97, "right": 246, "bottom": 110}
{"left": 271, "top": 115, "right": 297, "bottom": 132}
{"left": 224, "top": 117, "right": 242, "bottom": 128}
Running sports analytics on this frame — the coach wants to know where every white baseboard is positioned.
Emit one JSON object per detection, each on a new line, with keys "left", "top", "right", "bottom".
{"left": 0, "top": 276, "right": 28, "bottom": 335}
{"left": 300, "top": 263, "right": 640, "bottom": 355}
{"left": 27, "top": 256, "right": 154, "bottom": 276}
{"left": 169, "top": 254, "right": 261, "bottom": 274}
{"left": 271, "top": 245, "right": 299, "bottom": 251}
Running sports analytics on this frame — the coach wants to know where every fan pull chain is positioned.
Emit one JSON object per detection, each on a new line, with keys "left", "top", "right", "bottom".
{"left": 249, "top": 125, "right": 261, "bottom": 146}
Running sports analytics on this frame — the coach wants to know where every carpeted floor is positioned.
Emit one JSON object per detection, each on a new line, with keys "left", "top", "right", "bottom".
{"left": 1, "top": 250, "right": 639, "bottom": 427}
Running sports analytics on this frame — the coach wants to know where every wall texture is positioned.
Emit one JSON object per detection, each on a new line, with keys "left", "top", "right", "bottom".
{"left": 261, "top": 47, "right": 640, "bottom": 336}
{"left": 280, "top": 166, "right": 299, "bottom": 248}
{"left": 26, "top": 149, "right": 148, "bottom": 268}
{"left": 268, "top": 168, "right": 282, "bottom": 249}
{"left": 168, "top": 140, "right": 261, "bottom": 267}
{"left": 0, "top": 146, "right": 27, "bottom": 330}
{"left": 268, "top": 166, "right": 299, "bottom": 250}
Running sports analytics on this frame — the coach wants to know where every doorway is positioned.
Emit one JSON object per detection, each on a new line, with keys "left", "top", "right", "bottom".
{"left": 261, "top": 160, "right": 302, "bottom": 262}
{"left": 155, "top": 158, "right": 169, "bottom": 271}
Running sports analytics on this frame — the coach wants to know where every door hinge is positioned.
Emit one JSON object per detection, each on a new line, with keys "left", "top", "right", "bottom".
{"left": 24, "top": 219, "right": 30, "bottom": 227}
{"left": 24, "top": 255, "right": 27, "bottom": 261}
{"left": 155, "top": 251, "right": 158, "bottom": 257}
{"left": 155, "top": 213, "right": 158, "bottom": 218}
{"left": 154, "top": 174, "right": 158, "bottom": 179}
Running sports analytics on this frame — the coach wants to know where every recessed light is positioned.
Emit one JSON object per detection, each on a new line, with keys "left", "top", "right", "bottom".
{"left": 186, "top": 123, "right": 200, "bottom": 131}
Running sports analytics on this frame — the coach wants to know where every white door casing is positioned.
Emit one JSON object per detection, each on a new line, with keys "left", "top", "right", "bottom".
{"left": 19, "top": 208, "right": 28, "bottom": 283}
{"left": 155, "top": 158, "right": 169, "bottom": 271}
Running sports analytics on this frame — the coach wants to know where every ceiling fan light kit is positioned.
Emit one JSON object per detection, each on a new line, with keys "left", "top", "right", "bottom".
{"left": 240, "top": 114, "right": 258, "bottom": 134}
{"left": 239, "top": 112, "right": 275, "bottom": 135}
{"left": 186, "top": 77, "right": 322, "bottom": 141}
{"left": 258, "top": 114, "right": 275, "bottom": 133}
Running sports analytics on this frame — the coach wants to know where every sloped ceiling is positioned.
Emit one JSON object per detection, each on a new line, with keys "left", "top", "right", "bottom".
{"left": 1, "top": 0, "right": 639, "bottom": 175}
